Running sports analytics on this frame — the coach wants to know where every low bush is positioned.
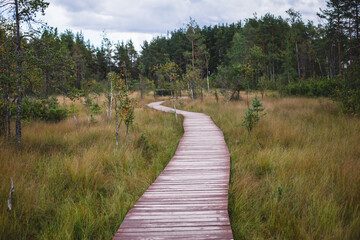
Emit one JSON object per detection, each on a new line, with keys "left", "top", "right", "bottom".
{"left": 45, "top": 107, "right": 68, "bottom": 122}
{"left": 331, "top": 64, "right": 360, "bottom": 115}
{"left": 287, "top": 78, "right": 337, "bottom": 97}
{"left": 19, "top": 97, "right": 68, "bottom": 122}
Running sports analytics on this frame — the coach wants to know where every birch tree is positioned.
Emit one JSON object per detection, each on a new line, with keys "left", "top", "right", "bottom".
{"left": 102, "top": 33, "right": 113, "bottom": 120}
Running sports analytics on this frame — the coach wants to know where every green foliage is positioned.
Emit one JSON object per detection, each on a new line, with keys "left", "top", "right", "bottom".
{"left": 219, "top": 89, "right": 229, "bottom": 99}
{"left": 45, "top": 107, "right": 68, "bottom": 122}
{"left": 89, "top": 114, "right": 98, "bottom": 124}
{"left": 84, "top": 97, "right": 92, "bottom": 109}
{"left": 287, "top": 78, "right": 337, "bottom": 97}
{"left": 154, "top": 61, "right": 182, "bottom": 90}
{"left": 331, "top": 64, "right": 360, "bottom": 115}
{"left": 241, "top": 96, "right": 266, "bottom": 133}
{"left": 109, "top": 71, "right": 136, "bottom": 143}
{"left": 90, "top": 103, "right": 102, "bottom": 114}
{"left": 213, "top": 89, "right": 219, "bottom": 103}
{"left": 121, "top": 96, "right": 135, "bottom": 127}
{"left": 21, "top": 98, "right": 47, "bottom": 120}
{"left": 19, "top": 97, "right": 68, "bottom": 122}
{"left": 69, "top": 102, "right": 79, "bottom": 116}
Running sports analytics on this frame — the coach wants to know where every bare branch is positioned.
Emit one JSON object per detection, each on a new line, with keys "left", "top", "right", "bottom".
{"left": 0, "top": 6, "right": 12, "bottom": 14}
{"left": 0, "top": 2, "right": 14, "bottom": 9}
{"left": 0, "top": 37, "right": 15, "bottom": 49}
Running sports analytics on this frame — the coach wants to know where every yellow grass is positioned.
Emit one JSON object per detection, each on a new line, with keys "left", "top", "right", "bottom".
{"left": 168, "top": 92, "right": 360, "bottom": 239}
{"left": 0, "top": 95, "right": 183, "bottom": 239}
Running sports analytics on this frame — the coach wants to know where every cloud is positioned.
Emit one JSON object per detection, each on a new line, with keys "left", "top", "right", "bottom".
{"left": 42, "top": 0, "right": 326, "bottom": 51}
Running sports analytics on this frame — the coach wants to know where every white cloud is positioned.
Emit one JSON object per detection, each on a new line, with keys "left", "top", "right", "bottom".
{"left": 41, "top": 0, "right": 327, "bottom": 51}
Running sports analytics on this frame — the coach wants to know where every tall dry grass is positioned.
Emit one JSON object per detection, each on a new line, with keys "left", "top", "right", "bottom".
{"left": 0, "top": 95, "right": 183, "bottom": 239}
{"left": 170, "top": 93, "right": 360, "bottom": 239}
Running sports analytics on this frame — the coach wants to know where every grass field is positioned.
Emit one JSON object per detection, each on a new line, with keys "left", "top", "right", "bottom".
{"left": 0, "top": 95, "right": 183, "bottom": 239}
{"left": 1, "top": 92, "right": 359, "bottom": 239}
{"left": 167, "top": 92, "right": 360, "bottom": 239}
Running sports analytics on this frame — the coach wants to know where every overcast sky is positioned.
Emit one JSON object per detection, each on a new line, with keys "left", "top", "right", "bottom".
{"left": 41, "top": 0, "right": 327, "bottom": 51}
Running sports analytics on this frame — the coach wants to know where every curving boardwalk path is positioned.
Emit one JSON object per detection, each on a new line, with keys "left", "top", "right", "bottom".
{"left": 113, "top": 101, "right": 233, "bottom": 240}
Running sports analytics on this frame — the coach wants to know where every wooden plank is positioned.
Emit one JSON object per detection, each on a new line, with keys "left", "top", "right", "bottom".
{"left": 113, "top": 101, "right": 233, "bottom": 240}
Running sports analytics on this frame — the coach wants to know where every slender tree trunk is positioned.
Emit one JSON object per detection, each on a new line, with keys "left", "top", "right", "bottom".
{"left": 140, "top": 75, "right": 144, "bottom": 99}
{"left": 316, "top": 58, "right": 323, "bottom": 76}
{"left": 109, "top": 80, "right": 113, "bottom": 120}
{"left": 115, "top": 98, "right": 122, "bottom": 151}
{"left": 287, "top": 69, "right": 291, "bottom": 95}
{"left": 246, "top": 86, "right": 249, "bottom": 109}
{"left": 272, "top": 65, "right": 276, "bottom": 83}
{"left": 15, "top": 0, "right": 22, "bottom": 146}
{"left": 337, "top": 15, "right": 342, "bottom": 75}
{"left": 45, "top": 71, "right": 49, "bottom": 97}
{"left": 125, "top": 124, "right": 129, "bottom": 145}
{"left": 7, "top": 92, "right": 11, "bottom": 139}
{"left": 123, "top": 63, "right": 128, "bottom": 89}
{"left": 296, "top": 42, "right": 301, "bottom": 90}
{"left": 206, "top": 70, "right": 209, "bottom": 96}
{"left": 200, "top": 76, "right": 203, "bottom": 102}
{"left": 356, "top": 3, "right": 359, "bottom": 42}
{"left": 0, "top": 95, "right": 5, "bottom": 137}
{"left": 226, "top": 89, "right": 237, "bottom": 103}
{"left": 171, "top": 91, "right": 177, "bottom": 121}
{"left": 191, "top": 39, "right": 195, "bottom": 101}
{"left": 191, "top": 85, "right": 194, "bottom": 100}
{"left": 115, "top": 97, "right": 118, "bottom": 150}
{"left": 349, "top": 18, "right": 352, "bottom": 64}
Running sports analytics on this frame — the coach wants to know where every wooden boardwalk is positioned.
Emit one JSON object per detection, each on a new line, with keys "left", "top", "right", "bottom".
{"left": 113, "top": 101, "right": 233, "bottom": 240}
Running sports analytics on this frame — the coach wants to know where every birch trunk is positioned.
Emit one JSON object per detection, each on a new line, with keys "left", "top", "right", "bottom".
{"left": 15, "top": 0, "right": 23, "bottom": 146}
{"left": 171, "top": 91, "right": 177, "bottom": 121}
{"left": 109, "top": 80, "right": 113, "bottom": 120}
{"left": 296, "top": 42, "right": 301, "bottom": 89}
{"left": 7, "top": 92, "right": 11, "bottom": 139}
{"left": 207, "top": 70, "right": 210, "bottom": 95}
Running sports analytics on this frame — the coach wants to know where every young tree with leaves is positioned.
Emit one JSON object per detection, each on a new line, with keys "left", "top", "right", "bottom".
{"left": 155, "top": 61, "right": 181, "bottom": 119}
{"left": 102, "top": 33, "right": 114, "bottom": 120}
{"left": 186, "top": 18, "right": 202, "bottom": 100}
{"left": 111, "top": 72, "right": 135, "bottom": 149}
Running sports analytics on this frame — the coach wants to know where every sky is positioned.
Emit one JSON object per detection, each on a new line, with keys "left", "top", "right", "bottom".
{"left": 40, "top": 0, "right": 327, "bottom": 52}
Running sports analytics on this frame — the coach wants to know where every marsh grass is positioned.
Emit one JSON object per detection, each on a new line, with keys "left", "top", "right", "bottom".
{"left": 0, "top": 96, "right": 183, "bottom": 239}
{"left": 168, "top": 93, "right": 360, "bottom": 239}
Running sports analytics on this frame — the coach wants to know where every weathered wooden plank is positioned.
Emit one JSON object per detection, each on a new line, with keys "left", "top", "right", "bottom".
{"left": 115, "top": 230, "right": 233, "bottom": 237}
{"left": 117, "top": 226, "right": 231, "bottom": 233}
{"left": 114, "top": 234, "right": 234, "bottom": 240}
{"left": 120, "top": 221, "right": 230, "bottom": 228}
{"left": 113, "top": 101, "right": 233, "bottom": 240}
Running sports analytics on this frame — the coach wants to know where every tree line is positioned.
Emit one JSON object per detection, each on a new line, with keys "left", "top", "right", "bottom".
{"left": 1, "top": 0, "right": 359, "bottom": 144}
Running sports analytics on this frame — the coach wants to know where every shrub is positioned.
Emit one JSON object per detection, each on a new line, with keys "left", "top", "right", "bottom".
{"left": 286, "top": 78, "right": 337, "bottom": 97}
{"left": 21, "top": 98, "right": 47, "bottom": 120}
{"left": 69, "top": 102, "right": 79, "bottom": 116}
{"left": 331, "top": 64, "right": 360, "bottom": 115}
{"left": 90, "top": 103, "right": 102, "bottom": 114}
{"left": 241, "top": 95, "right": 266, "bottom": 133}
{"left": 45, "top": 107, "right": 68, "bottom": 122}
{"left": 18, "top": 97, "right": 69, "bottom": 122}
